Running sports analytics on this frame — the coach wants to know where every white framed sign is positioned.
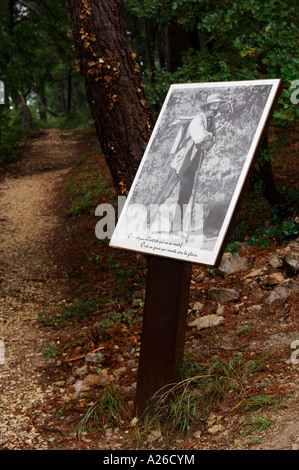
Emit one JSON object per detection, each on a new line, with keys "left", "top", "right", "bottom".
{"left": 110, "top": 79, "right": 282, "bottom": 266}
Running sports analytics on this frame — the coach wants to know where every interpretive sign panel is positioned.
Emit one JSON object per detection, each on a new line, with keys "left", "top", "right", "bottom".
{"left": 110, "top": 79, "right": 282, "bottom": 266}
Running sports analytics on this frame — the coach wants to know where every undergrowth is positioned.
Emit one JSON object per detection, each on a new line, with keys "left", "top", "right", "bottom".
{"left": 76, "top": 384, "right": 129, "bottom": 439}
{"left": 75, "top": 353, "right": 281, "bottom": 446}
{"left": 38, "top": 286, "right": 101, "bottom": 327}
{"left": 65, "top": 140, "right": 116, "bottom": 217}
{"left": 137, "top": 353, "right": 266, "bottom": 437}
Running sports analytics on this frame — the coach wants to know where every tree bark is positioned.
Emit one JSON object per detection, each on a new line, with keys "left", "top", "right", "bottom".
{"left": 60, "top": 81, "right": 67, "bottom": 116}
{"left": 67, "top": 0, "right": 154, "bottom": 194}
{"left": 67, "top": 65, "right": 72, "bottom": 113}
{"left": 18, "top": 92, "right": 32, "bottom": 137}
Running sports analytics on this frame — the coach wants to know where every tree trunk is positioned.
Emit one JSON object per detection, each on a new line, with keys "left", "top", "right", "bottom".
{"left": 35, "top": 93, "right": 65, "bottom": 118}
{"left": 144, "top": 18, "right": 156, "bottom": 76}
{"left": 258, "top": 134, "right": 287, "bottom": 214}
{"left": 67, "top": 65, "right": 72, "bottom": 113}
{"left": 60, "top": 81, "right": 67, "bottom": 116}
{"left": 67, "top": 0, "right": 154, "bottom": 194}
{"left": 166, "top": 21, "right": 200, "bottom": 73}
{"left": 18, "top": 92, "right": 32, "bottom": 137}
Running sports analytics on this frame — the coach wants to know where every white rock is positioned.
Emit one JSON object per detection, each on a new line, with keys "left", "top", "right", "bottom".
{"left": 208, "top": 424, "right": 223, "bottom": 435}
{"left": 285, "top": 252, "right": 299, "bottom": 273}
{"left": 113, "top": 366, "right": 126, "bottom": 378}
{"left": 268, "top": 255, "right": 284, "bottom": 269}
{"left": 265, "top": 286, "right": 291, "bottom": 304}
{"left": 130, "top": 417, "right": 138, "bottom": 427}
{"left": 188, "top": 314, "right": 225, "bottom": 330}
{"left": 208, "top": 287, "right": 240, "bottom": 302}
{"left": 217, "top": 257, "right": 249, "bottom": 276}
{"left": 75, "top": 365, "right": 88, "bottom": 377}
{"left": 192, "top": 301, "right": 204, "bottom": 311}
{"left": 85, "top": 351, "right": 105, "bottom": 364}
{"left": 247, "top": 305, "right": 262, "bottom": 313}
{"left": 245, "top": 267, "right": 267, "bottom": 278}
{"left": 263, "top": 272, "right": 285, "bottom": 285}
{"left": 147, "top": 430, "right": 162, "bottom": 442}
{"left": 216, "top": 304, "right": 225, "bottom": 315}
{"left": 74, "top": 380, "right": 87, "bottom": 396}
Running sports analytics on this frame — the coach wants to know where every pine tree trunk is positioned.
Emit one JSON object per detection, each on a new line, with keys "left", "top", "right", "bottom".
{"left": 67, "top": 0, "right": 154, "bottom": 194}
{"left": 166, "top": 21, "right": 201, "bottom": 73}
{"left": 67, "top": 66, "right": 72, "bottom": 113}
{"left": 18, "top": 92, "right": 32, "bottom": 137}
{"left": 258, "top": 134, "right": 287, "bottom": 214}
{"left": 60, "top": 82, "right": 66, "bottom": 116}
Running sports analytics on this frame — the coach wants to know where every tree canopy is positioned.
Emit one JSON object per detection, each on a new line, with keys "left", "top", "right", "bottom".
{"left": 122, "top": 0, "right": 298, "bottom": 125}
{"left": 0, "top": 0, "right": 89, "bottom": 161}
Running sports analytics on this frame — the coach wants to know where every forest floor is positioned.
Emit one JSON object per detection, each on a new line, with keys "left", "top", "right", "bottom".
{"left": 0, "top": 128, "right": 298, "bottom": 452}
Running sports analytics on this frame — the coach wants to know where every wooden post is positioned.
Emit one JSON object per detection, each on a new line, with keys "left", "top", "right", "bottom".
{"left": 135, "top": 255, "right": 192, "bottom": 417}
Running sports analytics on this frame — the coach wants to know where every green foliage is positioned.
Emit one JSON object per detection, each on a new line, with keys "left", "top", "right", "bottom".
{"left": 225, "top": 241, "right": 241, "bottom": 256}
{"left": 240, "top": 395, "right": 279, "bottom": 412}
{"left": 40, "top": 106, "right": 94, "bottom": 131}
{"left": 242, "top": 324, "right": 255, "bottom": 335}
{"left": 65, "top": 148, "right": 115, "bottom": 217}
{"left": 97, "top": 309, "right": 142, "bottom": 340}
{"left": 237, "top": 415, "right": 275, "bottom": 438}
{"left": 43, "top": 344, "right": 61, "bottom": 359}
{"left": 247, "top": 219, "right": 299, "bottom": 249}
{"left": 38, "top": 287, "right": 100, "bottom": 327}
{"left": 0, "top": 0, "right": 90, "bottom": 164}
{"left": 60, "top": 294, "right": 100, "bottom": 320}
{"left": 0, "top": 106, "right": 23, "bottom": 163}
{"left": 110, "top": 262, "right": 138, "bottom": 286}
{"left": 0, "top": 105, "right": 39, "bottom": 163}
{"left": 124, "top": 0, "right": 298, "bottom": 130}
{"left": 67, "top": 181, "right": 104, "bottom": 216}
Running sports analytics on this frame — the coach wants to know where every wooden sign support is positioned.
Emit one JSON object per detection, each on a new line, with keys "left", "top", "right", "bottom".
{"left": 135, "top": 255, "right": 192, "bottom": 417}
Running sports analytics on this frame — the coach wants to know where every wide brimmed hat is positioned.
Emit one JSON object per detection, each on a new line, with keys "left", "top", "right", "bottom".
{"left": 203, "top": 93, "right": 223, "bottom": 106}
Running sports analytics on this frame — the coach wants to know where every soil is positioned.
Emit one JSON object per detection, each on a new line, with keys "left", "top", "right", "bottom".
{"left": 0, "top": 128, "right": 298, "bottom": 451}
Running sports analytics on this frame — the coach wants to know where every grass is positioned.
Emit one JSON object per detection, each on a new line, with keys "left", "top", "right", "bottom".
{"left": 133, "top": 353, "right": 267, "bottom": 441}
{"left": 97, "top": 309, "right": 143, "bottom": 340}
{"left": 71, "top": 351, "right": 282, "bottom": 449}
{"left": 237, "top": 415, "right": 275, "bottom": 438}
{"left": 76, "top": 384, "right": 128, "bottom": 439}
{"left": 65, "top": 144, "right": 116, "bottom": 217}
{"left": 240, "top": 395, "right": 280, "bottom": 412}
{"left": 67, "top": 179, "right": 111, "bottom": 216}
{"left": 43, "top": 344, "right": 61, "bottom": 359}
{"left": 38, "top": 286, "right": 101, "bottom": 327}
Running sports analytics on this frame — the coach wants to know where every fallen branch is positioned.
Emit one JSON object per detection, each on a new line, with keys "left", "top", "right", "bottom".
{"left": 66, "top": 346, "right": 104, "bottom": 363}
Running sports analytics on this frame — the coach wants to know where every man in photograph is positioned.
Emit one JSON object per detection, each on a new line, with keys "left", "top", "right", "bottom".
{"left": 151, "top": 93, "right": 223, "bottom": 236}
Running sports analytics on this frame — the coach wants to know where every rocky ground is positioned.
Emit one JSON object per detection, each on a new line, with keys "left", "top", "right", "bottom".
{"left": 0, "top": 128, "right": 298, "bottom": 451}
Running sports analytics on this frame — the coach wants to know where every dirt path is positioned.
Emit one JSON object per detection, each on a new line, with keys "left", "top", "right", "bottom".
{"left": 0, "top": 129, "right": 94, "bottom": 449}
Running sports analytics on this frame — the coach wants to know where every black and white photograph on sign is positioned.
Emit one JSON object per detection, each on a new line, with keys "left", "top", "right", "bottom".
{"left": 110, "top": 80, "right": 281, "bottom": 266}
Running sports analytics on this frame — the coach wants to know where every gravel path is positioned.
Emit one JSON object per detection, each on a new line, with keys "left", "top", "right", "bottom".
{"left": 0, "top": 129, "right": 90, "bottom": 449}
